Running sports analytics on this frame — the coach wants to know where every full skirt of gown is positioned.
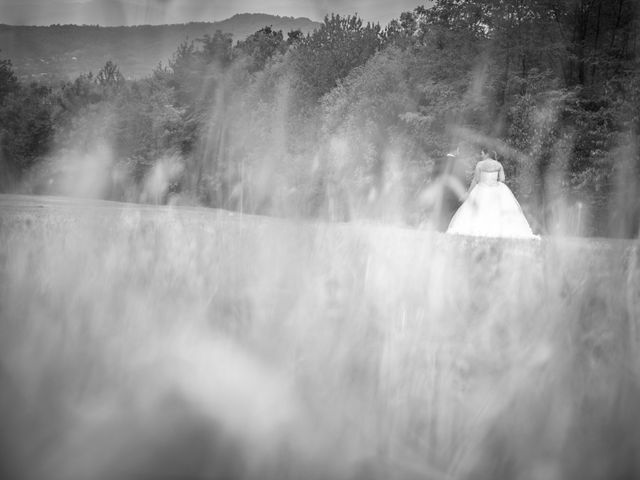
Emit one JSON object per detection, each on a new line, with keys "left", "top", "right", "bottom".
{"left": 446, "top": 183, "right": 536, "bottom": 238}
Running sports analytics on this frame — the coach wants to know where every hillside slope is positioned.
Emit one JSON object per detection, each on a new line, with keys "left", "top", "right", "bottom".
{"left": 0, "top": 14, "right": 320, "bottom": 80}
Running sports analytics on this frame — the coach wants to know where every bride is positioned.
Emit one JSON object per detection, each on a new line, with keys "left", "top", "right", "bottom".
{"left": 446, "top": 150, "right": 537, "bottom": 238}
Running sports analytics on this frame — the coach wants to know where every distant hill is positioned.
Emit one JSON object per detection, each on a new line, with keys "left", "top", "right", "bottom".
{"left": 0, "top": 14, "right": 321, "bottom": 81}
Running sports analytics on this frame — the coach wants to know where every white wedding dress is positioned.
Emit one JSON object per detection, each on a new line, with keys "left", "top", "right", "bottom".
{"left": 446, "top": 160, "right": 536, "bottom": 238}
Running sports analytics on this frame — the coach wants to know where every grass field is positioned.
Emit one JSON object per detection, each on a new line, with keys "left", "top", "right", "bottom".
{"left": 0, "top": 194, "right": 639, "bottom": 480}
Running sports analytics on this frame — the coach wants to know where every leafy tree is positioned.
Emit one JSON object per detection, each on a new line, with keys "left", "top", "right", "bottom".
{"left": 235, "top": 26, "right": 287, "bottom": 72}
{"left": 384, "top": 6, "right": 486, "bottom": 157}
{"left": 199, "top": 30, "right": 234, "bottom": 67}
{"left": 549, "top": 0, "right": 639, "bottom": 88}
{"left": 0, "top": 83, "right": 54, "bottom": 188}
{"left": 96, "top": 60, "right": 125, "bottom": 90}
{"left": 320, "top": 47, "right": 422, "bottom": 220}
{"left": 55, "top": 72, "right": 103, "bottom": 123}
{"left": 286, "top": 29, "right": 303, "bottom": 45}
{"left": 420, "top": 0, "right": 639, "bottom": 91}
{"left": 383, "top": 8, "right": 431, "bottom": 48}
{"left": 0, "top": 52, "right": 19, "bottom": 104}
{"left": 162, "top": 40, "right": 205, "bottom": 108}
{"left": 291, "top": 13, "right": 383, "bottom": 100}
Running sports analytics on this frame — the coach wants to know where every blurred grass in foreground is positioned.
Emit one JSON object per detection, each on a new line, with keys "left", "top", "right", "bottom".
{"left": 0, "top": 194, "right": 639, "bottom": 480}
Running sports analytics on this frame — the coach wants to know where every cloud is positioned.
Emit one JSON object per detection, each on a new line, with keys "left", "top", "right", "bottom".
{"left": 0, "top": 1, "right": 88, "bottom": 25}
{"left": 0, "top": 0, "right": 429, "bottom": 26}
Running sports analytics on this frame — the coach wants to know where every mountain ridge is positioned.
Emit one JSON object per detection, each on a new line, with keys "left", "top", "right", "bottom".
{"left": 0, "top": 13, "right": 321, "bottom": 80}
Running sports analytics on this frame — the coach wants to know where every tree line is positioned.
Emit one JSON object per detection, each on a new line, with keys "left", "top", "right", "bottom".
{"left": 1, "top": 0, "right": 638, "bottom": 237}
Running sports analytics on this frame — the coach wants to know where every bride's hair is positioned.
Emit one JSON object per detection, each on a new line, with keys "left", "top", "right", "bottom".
{"left": 480, "top": 148, "right": 498, "bottom": 160}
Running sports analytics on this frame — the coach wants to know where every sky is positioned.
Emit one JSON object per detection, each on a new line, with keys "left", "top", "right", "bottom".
{"left": 0, "top": 0, "right": 430, "bottom": 26}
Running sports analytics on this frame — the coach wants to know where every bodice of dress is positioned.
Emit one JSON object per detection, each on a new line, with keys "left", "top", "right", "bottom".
{"left": 479, "top": 170, "right": 499, "bottom": 185}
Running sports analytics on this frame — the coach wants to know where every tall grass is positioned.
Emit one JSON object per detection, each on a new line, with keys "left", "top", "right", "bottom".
{"left": 0, "top": 194, "right": 638, "bottom": 480}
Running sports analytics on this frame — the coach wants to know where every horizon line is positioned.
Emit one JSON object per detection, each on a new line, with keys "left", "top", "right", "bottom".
{"left": 0, "top": 10, "right": 404, "bottom": 29}
{"left": 0, "top": 12, "right": 366, "bottom": 29}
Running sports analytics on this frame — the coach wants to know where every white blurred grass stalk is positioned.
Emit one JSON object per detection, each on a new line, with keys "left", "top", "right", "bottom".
{"left": 0, "top": 196, "right": 639, "bottom": 480}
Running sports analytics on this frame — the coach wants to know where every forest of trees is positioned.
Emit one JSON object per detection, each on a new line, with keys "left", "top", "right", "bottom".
{"left": 1, "top": 0, "right": 639, "bottom": 237}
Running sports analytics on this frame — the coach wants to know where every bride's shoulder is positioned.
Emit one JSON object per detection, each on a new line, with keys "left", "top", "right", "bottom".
{"left": 478, "top": 159, "right": 502, "bottom": 171}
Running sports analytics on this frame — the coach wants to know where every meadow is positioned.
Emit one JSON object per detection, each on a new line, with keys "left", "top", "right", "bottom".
{"left": 0, "top": 193, "right": 639, "bottom": 480}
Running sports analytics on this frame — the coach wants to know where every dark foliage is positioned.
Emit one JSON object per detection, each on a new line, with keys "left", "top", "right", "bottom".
{"left": 1, "top": 5, "right": 639, "bottom": 237}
